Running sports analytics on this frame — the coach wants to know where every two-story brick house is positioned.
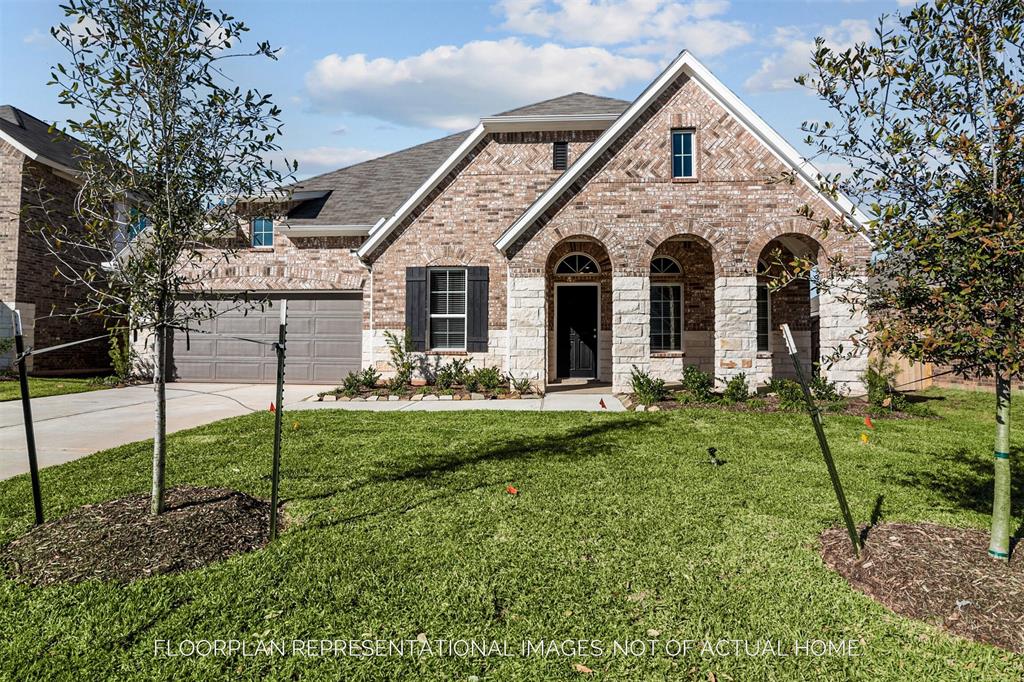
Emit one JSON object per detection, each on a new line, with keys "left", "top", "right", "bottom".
{"left": 174, "top": 51, "right": 871, "bottom": 393}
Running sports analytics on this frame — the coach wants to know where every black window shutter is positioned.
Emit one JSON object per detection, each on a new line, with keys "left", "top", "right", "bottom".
{"left": 466, "top": 266, "right": 489, "bottom": 352}
{"left": 405, "top": 267, "right": 427, "bottom": 351}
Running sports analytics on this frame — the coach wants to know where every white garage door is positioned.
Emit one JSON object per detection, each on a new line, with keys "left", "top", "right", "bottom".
{"left": 172, "top": 294, "right": 362, "bottom": 384}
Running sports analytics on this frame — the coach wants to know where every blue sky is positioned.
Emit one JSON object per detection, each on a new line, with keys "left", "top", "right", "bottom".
{"left": 0, "top": 0, "right": 910, "bottom": 178}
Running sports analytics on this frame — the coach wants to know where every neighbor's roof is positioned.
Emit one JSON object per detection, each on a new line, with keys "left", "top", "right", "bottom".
{"left": 0, "top": 105, "right": 83, "bottom": 174}
{"left": 492, "top": 92, "right": 629, "bottom": 118}
{"left": 286, "top": 130, "right": 472, "bottom": 228}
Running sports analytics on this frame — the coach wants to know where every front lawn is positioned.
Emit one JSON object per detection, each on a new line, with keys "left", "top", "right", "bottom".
{"left": 0, "top": 389, "right": 1021, "bottom": 680}
{"left": 0, "top": 376, "right": 109, "bottom": 402}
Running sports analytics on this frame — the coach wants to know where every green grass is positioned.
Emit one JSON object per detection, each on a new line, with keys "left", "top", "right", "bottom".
{"left": 0, "top": 388, "right": 1021, "bottom": 680}
{"left": 0, "top": 376, "right": 109, "bottom": 402}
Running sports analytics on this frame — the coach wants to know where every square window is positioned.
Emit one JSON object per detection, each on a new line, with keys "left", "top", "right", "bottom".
{"left": 429, "top": 269, "right": 467, "bottom": 349}
{"left": 671, "top": 129, "right": 695, "bottom": 179}
{"left": 252, "top": 217, "right": 274, "bottom": 247}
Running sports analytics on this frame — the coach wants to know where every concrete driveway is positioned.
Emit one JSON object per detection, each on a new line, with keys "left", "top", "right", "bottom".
{"left": 1, "top": 383, "right": 624, "bottom": 480}
{"left": 0, "top": 382, "right": 324, "bottom": 480}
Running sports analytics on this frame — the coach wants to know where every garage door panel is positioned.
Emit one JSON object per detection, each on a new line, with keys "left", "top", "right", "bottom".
{"left": 173, "top": 294, "right": 362, "bottom": 384}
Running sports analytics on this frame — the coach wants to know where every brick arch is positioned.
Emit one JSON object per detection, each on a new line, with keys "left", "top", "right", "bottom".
{"left": 638, "top": 220, "right": 725, "bottom": 277}
{"left": 742, "top": 219, "right": 838, "bottom": 274}
{"left": 421, "top": 243, "right": 469, "bottom": 266}
{"left": 546, "top": 239, "right": 613, "bottom": 275}
{"left": 511, "top": 223, "right": 631, "bottom": 274}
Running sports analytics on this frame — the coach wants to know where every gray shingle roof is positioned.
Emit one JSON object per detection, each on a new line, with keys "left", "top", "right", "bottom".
{"left": 0, "top": 105, "right": 84, "bottom": 172}
{"left": 493, "top": 92, "right": 629, "bottom": 117}
{"left": 288, "top": 130, "right": 472, "bottom": 226}
{"left": 285, "top": 92, "right": 629, "bottom": 227}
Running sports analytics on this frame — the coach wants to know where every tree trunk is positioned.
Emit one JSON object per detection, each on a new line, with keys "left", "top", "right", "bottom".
{"left": 150, "top": 321, "right": 168, "bottom": 516}
{"left": 988, "top": 371, "right": 1011, "bottom": 560}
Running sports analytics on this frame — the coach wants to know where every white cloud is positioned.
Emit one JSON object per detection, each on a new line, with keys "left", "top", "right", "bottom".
{"left": 285, "top": 146, "right": 385, "bottom": 174}
{"left": 23, "top": 28, "right": 46, "bottom": 45}
{"left": 304, "top": 38, "right": 655, "bottom": 129}
{"left": 744, "top": 20, "right": 873, "bottom": 93}
{"left": 495, "top": 0, "right": 750, "bottom": 57}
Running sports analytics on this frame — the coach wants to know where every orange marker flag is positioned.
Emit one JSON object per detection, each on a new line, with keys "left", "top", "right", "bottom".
{"left": 506, "top": 485, "right": 519, "bottom": 495}
{"left": 864, "top": 416, "right": 874, "bottom": 430}
{"left": 269, "top": 402, "right": 276, "bottom": 413}
{"left": 599, "top": 399, "right": 607, "bottom": 409}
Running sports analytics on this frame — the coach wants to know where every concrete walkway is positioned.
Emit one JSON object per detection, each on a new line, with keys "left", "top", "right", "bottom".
{"left": 1, "top": 383, "right": 623, "bottom": 479}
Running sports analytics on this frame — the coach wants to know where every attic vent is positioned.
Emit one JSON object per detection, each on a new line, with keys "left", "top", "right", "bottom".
{"left": 552, "top": 141, "right": 568, "bottom": 171}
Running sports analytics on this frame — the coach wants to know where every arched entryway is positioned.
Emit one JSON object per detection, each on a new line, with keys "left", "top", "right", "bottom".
{"left": 755, "top": 233, "right": 823, "bottom": 381}
{"left": 545, "top": 238, "right": 613, "bottom": 383}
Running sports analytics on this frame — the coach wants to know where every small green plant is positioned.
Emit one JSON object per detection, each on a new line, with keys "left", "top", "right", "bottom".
{"left": 810, "top": 373, "right": 843, "bottom": 402}
{"left": 680, "top": 365, "right": 715, "bottom": 402}
{"left": 107, "top": 326, "right": 134, "bottom": 384}
{"left": 435, "top": 358, "right": 470, "bottom": 389}
{"left": 747, "top": 397, "right": 767, "bottom": 410}
{"left": 509, "top": 374, "right": 532, "bottom": 394}
{"left": 721, "top": 373, "right": 750, "bottom": 403}
{"left": 341, "top": 371, "right": 362, "bottom": 397}
{"left": 630, "top": 365, "right": 667, "bottom": 406}
{"left": 469, "top": 366, "right": 503, "bottom": 392}
{"left": 384, "top": 330, "right": 415, "bottom": 389}
{"left": 766, "top": 378, "right": 805, "bottom": 411}
{"left": 359, "top": 366, "right": 381, "bottom": 389}
{"left": 864, "top": 357, "right": 908, "bottom": 412}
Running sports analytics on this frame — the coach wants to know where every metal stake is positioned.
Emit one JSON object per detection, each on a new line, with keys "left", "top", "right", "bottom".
{"left": 269, "top": 300, "right": 287, "bottom": 541}
{"left": 781, "top": 323, "right": 860, "bottom": 557}
{"left": 12, "top": 310, "right": 44, "bottom": 525}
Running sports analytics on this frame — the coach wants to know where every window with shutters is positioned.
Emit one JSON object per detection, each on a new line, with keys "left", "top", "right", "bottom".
{"left": 553, "top": 141, "right": 569, "bottom": 171}
{"left": 756, "top": 284, "right": 771, "bottom": 352}
{"left": 671, "top": 129, "right": 696, "bottom": 179}
{"left": 650, "top": 284, "right": 682, "bottom": 352}
{"left": 429, "top": 268, "right": 467, "bottom": 349}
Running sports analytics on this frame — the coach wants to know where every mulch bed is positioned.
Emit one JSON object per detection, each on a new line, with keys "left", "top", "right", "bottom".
{"left": 1, "top": 486, "right": 276, "bottom": 587}
{"left": 821, "top": 522, "right": 1024, "bottom": 653}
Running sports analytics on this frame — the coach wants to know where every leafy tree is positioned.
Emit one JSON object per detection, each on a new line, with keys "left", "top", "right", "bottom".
{"left": 783, "top": 0, "right": 1023, "bottom": 559}
{"left": 34, "top": 0, "right": 293, "bottom": 514}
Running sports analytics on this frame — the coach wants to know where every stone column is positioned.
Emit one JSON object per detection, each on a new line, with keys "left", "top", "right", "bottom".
{"left": 507, "top": 275, "right": 546, "bottom": 390}
{"left": 818, "top": 277, "right": 868, "bottom": 395}
{"left": 714, "top": 276, "right": 769, "bottom": 391}
{"left": 612, "top": 275, "right": 649, "bottom": 392}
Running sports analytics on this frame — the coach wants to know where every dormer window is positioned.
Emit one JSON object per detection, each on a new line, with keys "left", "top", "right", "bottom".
{"left": 552, "top": 141, "right": 569, "bottom": 171}
{"left": 671, "top": 129, "right": 695, "bottom": 179}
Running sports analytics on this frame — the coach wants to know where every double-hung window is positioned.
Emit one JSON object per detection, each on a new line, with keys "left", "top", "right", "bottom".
{"left": 756, "top": 284, "right": 771, "bottom": 352}
{"left": 671, "top": 129, "right": 695, "bottom": 179}
{"left": 252, "top": 217, "right": 274, "bottom": 247}
{"left": 650, "top": 284, "right": 682, "bottom": 352}
{"left": 429, "top": 268, "right": 467, "bottom": 349}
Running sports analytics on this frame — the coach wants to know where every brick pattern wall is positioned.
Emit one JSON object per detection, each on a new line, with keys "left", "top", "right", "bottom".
{"left": 11, "top": 152, "right": 110, "bottom": 373}
{"left": 366, "top": 130, "right": 602, "bottom": 333}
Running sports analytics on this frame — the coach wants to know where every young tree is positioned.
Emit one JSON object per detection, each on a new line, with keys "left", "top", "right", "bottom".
{"left": 786, "top": 0, "right": 1023, "bottom": 559}
{"left": 36, "top": 0, "right": 293, "bottom": 514}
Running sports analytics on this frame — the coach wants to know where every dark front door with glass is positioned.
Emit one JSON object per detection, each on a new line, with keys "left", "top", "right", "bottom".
{"left": 556, "top": 286, "right": 598, "bottom": 379}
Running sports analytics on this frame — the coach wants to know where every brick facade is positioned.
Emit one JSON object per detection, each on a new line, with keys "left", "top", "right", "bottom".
{"left": 0, "top": 139, "right": 109, "bottom": 374}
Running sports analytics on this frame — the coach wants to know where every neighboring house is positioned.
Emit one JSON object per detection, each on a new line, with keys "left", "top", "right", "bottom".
{"left": 175, "top": 51, "right": 871, "bottom": 393}
{"left": 0, "top": 105, "right": 109, "bottom": 375}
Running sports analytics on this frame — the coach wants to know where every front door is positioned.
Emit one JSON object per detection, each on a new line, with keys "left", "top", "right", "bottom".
{"left": 556, "top": 286, "right": 598, "bottom": 379}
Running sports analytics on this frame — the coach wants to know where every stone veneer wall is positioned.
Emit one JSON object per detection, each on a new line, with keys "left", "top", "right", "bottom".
{"left": 818, "top": 277, "right": 868, "bottom": 394}
{"left": 611, "top": 276, "right": 650, "bottom": 390}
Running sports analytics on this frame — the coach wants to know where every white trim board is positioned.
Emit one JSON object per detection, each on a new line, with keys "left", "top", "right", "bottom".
{"left": 494, "top": 50, "right": 872, "bottom": 253}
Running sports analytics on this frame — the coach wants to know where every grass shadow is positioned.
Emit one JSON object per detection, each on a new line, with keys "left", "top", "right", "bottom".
{"left": 892, "top": 446, "right": 1024, "bottom": 518}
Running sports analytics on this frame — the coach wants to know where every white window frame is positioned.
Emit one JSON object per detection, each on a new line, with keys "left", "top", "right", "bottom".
{"left": 650, "top": 283, "right": 683, "bottom": 352}
{"left": 428, "top": 267, "right": 467, "bottom": 351}
{"left": 671, "top": 129, "right": 696, "bottom": 179}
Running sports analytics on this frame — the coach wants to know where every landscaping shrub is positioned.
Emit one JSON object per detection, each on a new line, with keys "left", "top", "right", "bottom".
{"left": 680, "top": 365, "right": 715, "bottom": 402}
{"left": 721, "top": 373, "right": 750, "bottom": 403}
{"left": 508, "top": 374, "right": 532, "bottom": 395}
{"left": 359, "top": 366, "right": 381, "bottom": 389}
{"left": 383, "top": 330, "right": 415, "bottom": 391}
{"left": 468, "top": 366, "right": 503, "bottom": 392}
{"left": 341, "top": 371, "right": 362, "bottom": 397}
{"left": 864, "top": 357, "right": 908, "bottom": 412}
{"left": 435, "top": 358, "right": 470, "bottom": 389}
{"left": 107, "top": 327, "right": 134, "bottom": 384}
{"left": 766, "top": 378, "right": 805, "bottom": 411}
{"left": 630, "top": 365, "right": 667, "bottom": 406}
{"left": 810, "top": 373, "right": 843, "bottom": 402}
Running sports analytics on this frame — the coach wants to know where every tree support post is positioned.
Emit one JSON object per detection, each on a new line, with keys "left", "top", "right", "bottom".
{"left": 781, "top": 324, "right": 860, "bottom": 557}
{"left": 12, "top": 310, "right": 44, "bottom": 526}
{"left": 269, "top": 300, "right": 287, "bottom": 541}
{"left": 989, "top": 371, "right": 1011, "bottom": 560}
